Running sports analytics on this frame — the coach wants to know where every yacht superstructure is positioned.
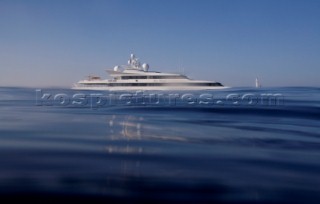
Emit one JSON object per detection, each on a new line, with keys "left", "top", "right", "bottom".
{"left": 73, "top": 54, "right": 227, "bottom": 91}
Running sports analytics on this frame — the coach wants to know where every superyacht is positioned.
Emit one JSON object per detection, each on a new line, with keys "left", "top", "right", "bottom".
{"left": 73, "top": 54, "right": 227, "bottom": 90}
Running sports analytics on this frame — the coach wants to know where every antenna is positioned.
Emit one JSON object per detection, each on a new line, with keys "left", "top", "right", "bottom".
{"left": 178, "top": 57, "right": 185, "bottom": 75}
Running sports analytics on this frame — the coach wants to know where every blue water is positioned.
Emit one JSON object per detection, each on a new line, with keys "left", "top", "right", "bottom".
{"left": 0, "top": 87, "right": 320, "bottom": 203}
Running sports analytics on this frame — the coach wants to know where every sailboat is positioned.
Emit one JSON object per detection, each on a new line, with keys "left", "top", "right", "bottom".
{"left": 255, "top": 77, "right": 261, "bottom": 88}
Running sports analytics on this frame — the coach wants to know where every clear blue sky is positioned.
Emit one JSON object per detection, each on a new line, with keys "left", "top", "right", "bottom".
{"left": 1, "top": 0, "right": 319, "bottom": 87}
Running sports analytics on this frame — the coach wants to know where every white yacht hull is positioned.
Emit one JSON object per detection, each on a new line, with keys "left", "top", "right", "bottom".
{"left": 72, "top": 86, "right": 229, "bottom": 91}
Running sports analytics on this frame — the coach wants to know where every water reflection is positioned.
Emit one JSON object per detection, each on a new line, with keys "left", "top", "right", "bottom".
{"left": 105, "top": 115, "right": 143, "bottom": 155}
{"left": 106, "top": 114, "right": 188, "bottom": 143}
{"left": 108, "top": 115, "right": 144, "bottom": 139}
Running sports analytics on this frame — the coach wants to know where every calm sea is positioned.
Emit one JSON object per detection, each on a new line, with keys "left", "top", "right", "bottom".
{"left": 0, "top": 87, "right": 319, "bottom": 203}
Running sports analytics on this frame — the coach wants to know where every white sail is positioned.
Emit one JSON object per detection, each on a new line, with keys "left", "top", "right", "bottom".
{"left": 255, "top": 77, "right": 261, "bottom": 88}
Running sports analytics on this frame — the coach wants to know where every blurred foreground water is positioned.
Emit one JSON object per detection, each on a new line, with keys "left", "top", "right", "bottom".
{"left": 0, "top": 87, "right": 320, "bottom": 203}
